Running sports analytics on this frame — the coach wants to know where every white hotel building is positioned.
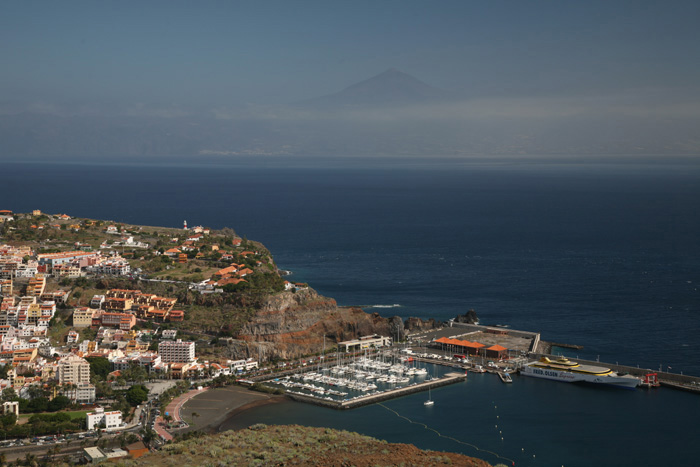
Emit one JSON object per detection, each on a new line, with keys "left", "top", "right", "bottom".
{"left": 158, "top": 339, "right": 195, "bottom": 363}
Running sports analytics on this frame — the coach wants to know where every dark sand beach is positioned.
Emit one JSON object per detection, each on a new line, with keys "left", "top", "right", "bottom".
{"left": 179, "top": 385, "right": 287, "bottom": 433}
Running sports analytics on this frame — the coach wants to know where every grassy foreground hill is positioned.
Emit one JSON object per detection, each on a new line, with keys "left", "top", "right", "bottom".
{"left": 124, "top": 425, "right": 493, "bottom": 467}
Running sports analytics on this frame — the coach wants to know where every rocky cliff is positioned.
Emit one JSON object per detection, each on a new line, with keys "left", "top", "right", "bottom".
{"left": 229, "top": 288, "right": 437, "bottom": 361}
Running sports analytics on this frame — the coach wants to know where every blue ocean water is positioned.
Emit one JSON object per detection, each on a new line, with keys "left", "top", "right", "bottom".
{"left": 222, "top": 370, "right": 699, "bottom": 467}
{"left": 3, "top": 157, "right": 700, "bottom": 465}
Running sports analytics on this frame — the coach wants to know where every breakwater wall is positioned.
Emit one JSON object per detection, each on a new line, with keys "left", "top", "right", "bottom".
{"left": 449, "top": 322, "right": 541, "bottom": 352}
{"left": 450, "top": 322, "right": 539, "bottom": 341}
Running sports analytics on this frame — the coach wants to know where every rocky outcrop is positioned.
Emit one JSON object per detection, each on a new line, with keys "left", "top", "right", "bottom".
{"left": 404, "top": 316, "right": 441, "bottom": 332}
{"left": 454, "top": 309, "right": 479, "bottom": 324}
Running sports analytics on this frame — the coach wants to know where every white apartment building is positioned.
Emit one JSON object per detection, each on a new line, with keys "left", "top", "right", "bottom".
{"left": 87, "top": 258, "right": 131, "bottom": 276}
{"left": 230, "top": 358, "right": 259, "bottom": 372}
{"left": 86, "top": 407, "right": 122, "bottom": 430}
{"left": 158, "top": 339, "right": 195, "bottom": 363}
{"left": 13, "top": 263, "right": 38, "bottom": 278}
{"left": 66, "top": 330, "right": 80, "bottom": 343}
{"left": 90, "top": 295, "right": 106, "bottom": 309}
{"left": 57, "top": 354, "right": 91, "bottom": 385}
{"left": 2, "top": 401, "right": 19, "bottom": 417}
{"left": 161, "top": 329, "right": 177, "bottom": 339}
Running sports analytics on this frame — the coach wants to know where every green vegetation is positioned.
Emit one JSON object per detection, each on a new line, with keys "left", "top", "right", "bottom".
{"left": 210, "top": 374, "right": 237, "bottom": 388}
{"left": 1, "top": 411, "right": 86, "bottom": 439}
{"left": 119, "top": 362, "right": 149, "bottom": 384}
{"left": 86, "top": 356, "right": 111, "bottom": 380}
{"left": 117, "top": 425, "right": 486, "bottom": 467}
{"left": 125, "top": 385, "right": 149, "bottom": 406}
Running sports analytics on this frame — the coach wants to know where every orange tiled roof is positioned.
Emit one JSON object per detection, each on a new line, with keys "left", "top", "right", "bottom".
{"left": 434, "top": 336, "right": 485, "bottom": 349}
{"left": 486, "top": 344, "right": 507, "bottom": 351}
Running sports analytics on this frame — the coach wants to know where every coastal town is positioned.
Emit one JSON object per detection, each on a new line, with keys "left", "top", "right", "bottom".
{"left": 0, "top": 209, "right": 306, "bottom": 462}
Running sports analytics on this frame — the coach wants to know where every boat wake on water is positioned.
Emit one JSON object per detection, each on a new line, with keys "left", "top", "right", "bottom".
{"left": 359, "top": 304, "right": 402, "bottom": 309}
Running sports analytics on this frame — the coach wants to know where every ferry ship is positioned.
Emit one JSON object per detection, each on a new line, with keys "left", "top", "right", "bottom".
{"left": 520, "top": 357, "right": 640, "bottom": 389}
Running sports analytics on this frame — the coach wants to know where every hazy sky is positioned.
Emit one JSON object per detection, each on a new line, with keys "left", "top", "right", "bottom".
{"left": 3, "top": 0, "right": 700, "bottom": 110}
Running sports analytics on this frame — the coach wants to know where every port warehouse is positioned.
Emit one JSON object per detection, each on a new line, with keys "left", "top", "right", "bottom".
{"left": 420, "top": 322, "right": 540, "bottom": 358}
{"left": 432, "top": 337, "right": 508, "bottom": 360}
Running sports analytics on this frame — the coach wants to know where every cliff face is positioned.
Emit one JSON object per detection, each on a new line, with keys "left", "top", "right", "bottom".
{"left": 230, "top": 288, "right": 397, "bottom": 360}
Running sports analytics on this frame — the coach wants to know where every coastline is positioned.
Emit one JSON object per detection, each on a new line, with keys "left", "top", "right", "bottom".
{"left": 178, "top": 385, "right": 290, "bottom": 434}
{"left": 214, "top": 396, "right": 290, "bottom": 432}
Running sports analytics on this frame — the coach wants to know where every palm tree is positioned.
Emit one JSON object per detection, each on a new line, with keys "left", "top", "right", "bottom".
{"left": 49, "top": 443, "right": 62, "bottom": 461}
{"left": 140, "top": 427, "right": 156, "bottom": 447}
{"left": 24, "top": 452, "right": 37, "bottom": 465}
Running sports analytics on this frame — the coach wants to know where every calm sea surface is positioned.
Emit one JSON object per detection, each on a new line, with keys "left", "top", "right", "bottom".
{"left": 3, "top": 157, "right": 699, "bottom": 466}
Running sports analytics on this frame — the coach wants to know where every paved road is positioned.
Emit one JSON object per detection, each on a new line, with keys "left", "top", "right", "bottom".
{"left": 145, "top": 380, "right": 179, "bottom": 398}
{"left": 0, "top": 435, "right": 121, "bottom": 463}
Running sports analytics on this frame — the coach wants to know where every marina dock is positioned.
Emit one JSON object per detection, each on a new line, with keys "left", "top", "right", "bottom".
{"left": 286, "top": 372, "right": 467, "bottom": 410}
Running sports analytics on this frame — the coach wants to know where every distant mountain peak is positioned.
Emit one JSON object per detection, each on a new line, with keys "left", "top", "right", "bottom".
{"left": 380, "top": 67, "right": 403, "bottom": 75}
{"left": 297, "top": 69, "right": 450, "bottom": 109}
